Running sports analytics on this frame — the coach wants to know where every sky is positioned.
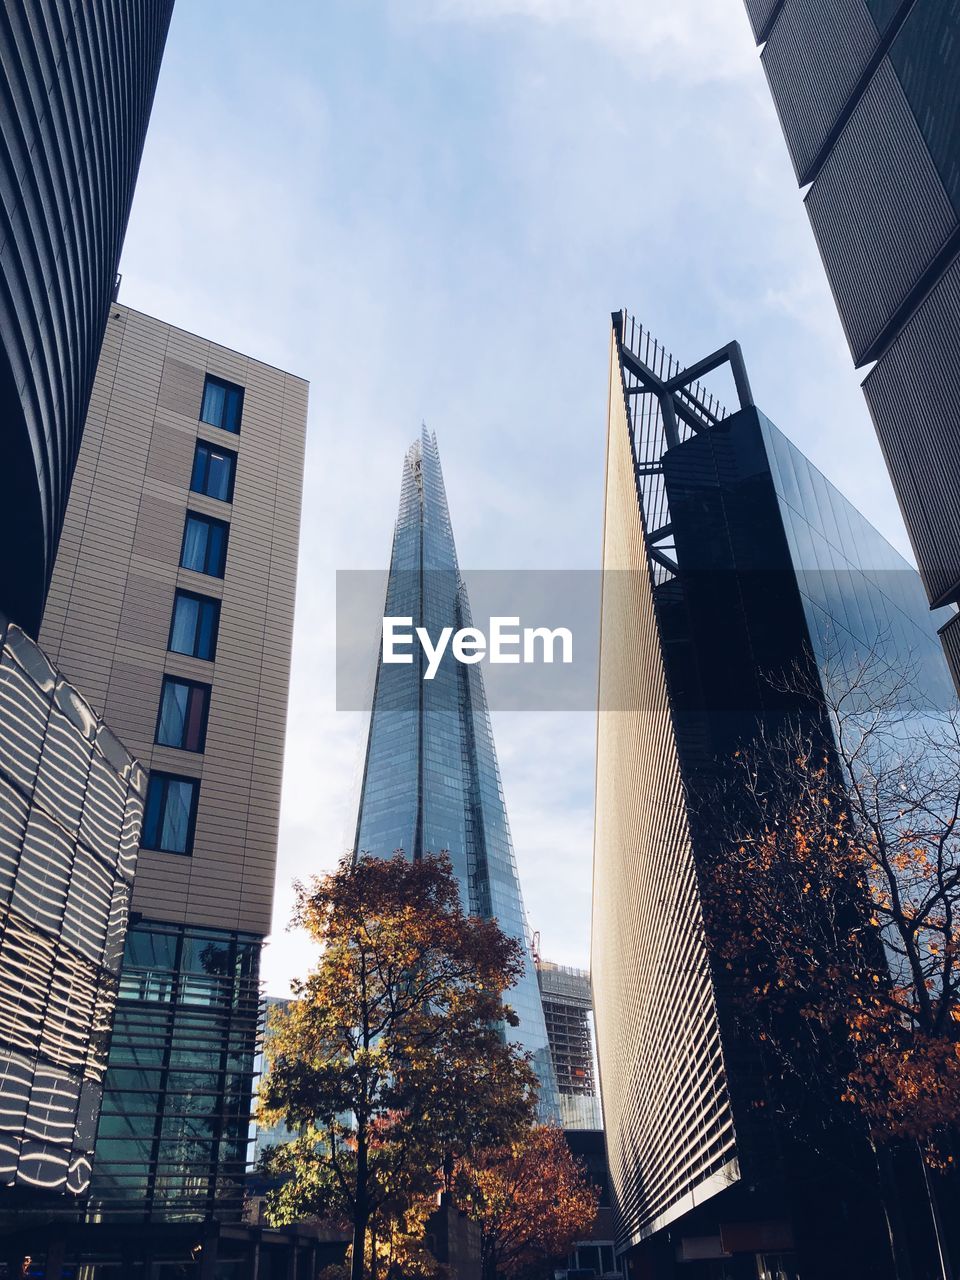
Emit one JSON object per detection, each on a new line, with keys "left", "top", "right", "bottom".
{"left": 116, "top": 0, "right": 915, "bottom": 996}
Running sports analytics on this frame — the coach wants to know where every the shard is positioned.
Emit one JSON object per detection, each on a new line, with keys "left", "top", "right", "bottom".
{"left": 354, "top": 429, "right": 558, "bottom": 1115}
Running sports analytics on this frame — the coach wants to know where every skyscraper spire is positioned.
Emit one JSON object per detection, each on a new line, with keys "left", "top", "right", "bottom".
{"left": 355, "top": 430, "right": 559, "bottom": 1115}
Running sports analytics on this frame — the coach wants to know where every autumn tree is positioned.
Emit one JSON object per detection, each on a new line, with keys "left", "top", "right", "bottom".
{"left": 700, "top": 648, "right": 960, "bottom": 1273}
{"left": 454, "top": 1125, "right": 598, "bottom": 1280}
{"left": 258, "top": 851, "right": 538, "bottom": 1280}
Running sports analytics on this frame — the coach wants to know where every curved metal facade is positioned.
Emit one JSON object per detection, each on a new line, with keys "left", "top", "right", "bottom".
{"left": 0, "top": 0, "right": 174, "bottom": 634}
{"left": 0, "top": 612, "right": 145, "bottom": 1197}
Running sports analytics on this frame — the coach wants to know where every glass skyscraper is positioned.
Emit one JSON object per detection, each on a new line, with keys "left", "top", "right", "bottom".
{"left": 355, "top": 430, "right": 558, "bottom": 1115}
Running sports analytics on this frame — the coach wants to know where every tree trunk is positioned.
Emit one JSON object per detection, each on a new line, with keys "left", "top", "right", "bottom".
{"left": 352, "top": 1128, "right": 369, "bottom": 1280}
{"left": 873, "top": 1140, "right": 915, "bottom": 1280}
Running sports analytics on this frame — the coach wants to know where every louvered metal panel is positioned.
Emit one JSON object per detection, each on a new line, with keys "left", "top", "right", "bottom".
{"left": 805, "top": 59, "right": 956, "bottom": 364}
{"left": 744, "top": 0, "right": 783, "bottom": 41}
{"left": 0, "top": 1, "right": 174, "bottom": 633}
{"left": 940, "top": 612, "right": 960, "bottom": 697}
{"left": 592, "top": 328, "right": 737, "bottom": 1251}
{"left": 761, "top": 0, "right": 879, "bottom": 182}
{"left": 863, "top": 249, "right": 960, "bottom": 609}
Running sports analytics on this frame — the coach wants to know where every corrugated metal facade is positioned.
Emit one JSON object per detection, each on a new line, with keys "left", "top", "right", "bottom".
{"left": 0, "top": 0, "right": 174, "bottom": 634}
{"left": 804, "top": 60, "right": 955, "bottom": 363}
{"left": 863, "top": 249, "right": 960, "bottom": 609}
{"left": 761, "top": 0, "right": 879, "bottom": 182}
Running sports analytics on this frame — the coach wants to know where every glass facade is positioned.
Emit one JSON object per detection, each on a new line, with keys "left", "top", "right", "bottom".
{"left": 355, "top": 430, "right": 559, "bottom": 1117}
{"left": 0, "top": 613, "right": 145, "bottom": 1196}
{"left": 759, "top": 414, "right": 956, "bottom": 718}
{"left": 88, "top": 919, "right": 261, "bottom": 1221}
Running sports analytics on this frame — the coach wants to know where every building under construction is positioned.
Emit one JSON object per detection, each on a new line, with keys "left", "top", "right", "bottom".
{"left": 536, "top": 961, "right": 602, "bottom": 1130}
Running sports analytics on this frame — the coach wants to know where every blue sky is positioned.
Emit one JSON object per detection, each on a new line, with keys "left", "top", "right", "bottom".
{"left": 116, "top": 0, "right": 911, "bottom": 994}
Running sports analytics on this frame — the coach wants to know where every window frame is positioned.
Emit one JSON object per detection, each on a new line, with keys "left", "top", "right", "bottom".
{"left": 141, "top": 771, "right": 200, "bottom": 856}
{"left": 168, "top": 589, "right": 221, "bottom": 662}
{"left": 155, "top": 676, "right": 211, "bottom": 753}
{"left": 190, "top": 440, "right": 237, "bottom": 504}
{"left": 179, "top": 511, "right": 230, "bottom": 578}
{"left": 199, "top": 374, "right": 244, "bottom": 435}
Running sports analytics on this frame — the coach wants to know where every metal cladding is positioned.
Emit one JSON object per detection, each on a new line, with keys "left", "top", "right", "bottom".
{"left": 0, "top": 612, "right": 145, "bottom": 1197}
{"left": 592, "top": 319, "right": 738, "bottom": 1250}
{"left": 0, "top": 0, "right": 174, "bottom": 634}
{"left": 354, "top": 429, "right": 560, "bottom": 1119}
{"left": 745, "top": 0, "right": 960, "bottom": 668}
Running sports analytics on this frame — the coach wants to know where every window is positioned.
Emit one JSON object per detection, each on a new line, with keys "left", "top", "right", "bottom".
{"left": 156, "top": 677, "right": 210, "bottom": 752}
{"left": 141, "top": 772, "right": 198, "bottom": 855}
{"left": 169, "top": 591, "right": 220, "bottom": 661}
{"left": 190, "top": 441, "right": 236, "bottom": 503}
{"left": 200, "top": 375, "right": 244, "bottom": 434}
{"left": 180, "top": 512, "right": 229, "bottom": 578}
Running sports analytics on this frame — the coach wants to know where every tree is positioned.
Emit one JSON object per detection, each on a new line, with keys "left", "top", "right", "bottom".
{"left": 454, "top": 1126, "right": 598, "bottom": 1280}
{"left": 700, "top": 648, "right": 960, "bottom": 1277}
{"left": 702, "top": 650, "right": 960, "bottom": 1162}
{"left": 258, "top": 851, "right": 538, "bottom": 1280}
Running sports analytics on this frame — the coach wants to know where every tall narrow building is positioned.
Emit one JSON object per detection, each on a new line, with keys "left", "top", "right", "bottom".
{"left": 38, "top": 304, "right": 308, "bottom": 1222}
{"left": 592, "top": 312, "right": 954, "bottom": 1278}
{"left": 536, "top": 961, "right": 602, "bottom": 1131}
{"left": 355, "top": 430, "right": 558, "bottom": 1115}
{"left": 0, "top": 0, "right": 175, "bottom": 635}
{"left": 742, "top": 0, "right": 960, "bottom": 691}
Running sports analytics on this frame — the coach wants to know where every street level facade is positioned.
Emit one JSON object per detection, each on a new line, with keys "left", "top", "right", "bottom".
{"left": 37, "top": 305, "right": 308, "bottom": 1223}
{"left": 743, "top": 0, "right": 960, "bottom": 691}
{"left": 592, "top": 312, "right": 955, "bottom": 1279}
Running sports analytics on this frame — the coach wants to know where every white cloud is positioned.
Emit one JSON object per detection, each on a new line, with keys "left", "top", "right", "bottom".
{"left": 402, "top": 0, "right": 757, "bottom": 82}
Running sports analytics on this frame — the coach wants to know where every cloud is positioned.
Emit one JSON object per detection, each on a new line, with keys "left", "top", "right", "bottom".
{"left": 401, "top": 0, "right": 757, "bottom": 82}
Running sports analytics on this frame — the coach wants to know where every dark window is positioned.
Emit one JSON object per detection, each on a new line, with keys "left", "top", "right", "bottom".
{"left": 200, "top": 375, "right": 244, "bottom": 434}
{"left": 180, "top": 513, "right": 229, "bottom": 578}
{"left": 141, "top": 772, "right": 199, "bottom": 855}
{"left": 156, "top": 677, "right": 210, "bottom": 752}
{"left": 190, "top": 441, "right": 236, "bottom": 503}
{"left": 168, "top": 591, "right": 220, "bottom": 661}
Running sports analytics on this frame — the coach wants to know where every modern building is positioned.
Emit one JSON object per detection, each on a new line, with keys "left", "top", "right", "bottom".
{"left": 252, "top": 998, "right": 297, "bottom": 1169}
{"left": 354, "top": 429, "right": 559, "bottom": 1116}
{"left": 36, "top": 304, "right": 308, "bottom": 1223}
{"left": 536, "top": 961, "right": 602, "bottom": 1130}
{"left": 0, "top": 0, "right": 174, "bottom": 636}
{"left": 0, "top": 615, "right": 145, "bottom": 1201}
{"left": 742, "top": 0, "right": 960, "bottom": 690}
{"left": 592, "top": 312, "right": 955, "bottom": 1278}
